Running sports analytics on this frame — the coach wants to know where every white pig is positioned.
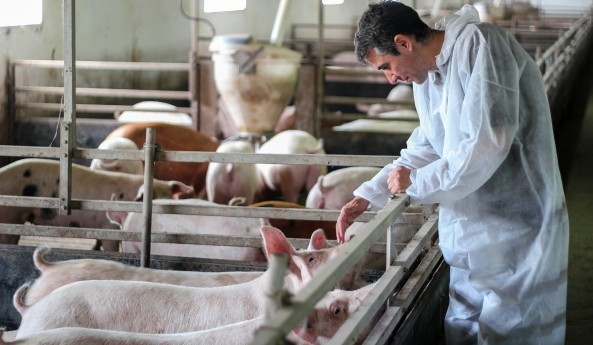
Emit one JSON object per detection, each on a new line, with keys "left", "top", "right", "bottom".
{"left": 356, "top": 83, "right": 416, "bottom": 115}
{"left": 24, "top": 226, "right": 361, "bottom": 306}
{"left": 305, "top": 167, "right": 382, "bottom": 211}
{"left": 89, "top": 137, "right": 143, "bottom": 175}
{"left": 206, "top": 140, "right": 258, "bottom": 206}
{"left": 23, "top": 246, "right": 263, "bottom": 305}
{"left": 4, "top": 283, "right": 376, "bottom": 345}
{"left": 106, "top": 198, "right": 269, "bottom": 261}
{"left": 0, "top": 158, "right": 194, "bottom": 249}
{"left": 14, "top": 226, "right": 328, "bottom": 337}
{"left": 256, "top": 130, "right": 327, "bottom": 203}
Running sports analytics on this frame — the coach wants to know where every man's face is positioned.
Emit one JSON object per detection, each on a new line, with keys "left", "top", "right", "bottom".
{"left": 365, "top": 36, "right": 430, "bottom": 85}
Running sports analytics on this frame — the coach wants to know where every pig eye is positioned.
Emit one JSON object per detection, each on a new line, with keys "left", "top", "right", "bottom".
{"left": 308, "top": 256, "right": 316, "bottom": 263}
{"left": 333, "top": 306, "right": 343, "bottom": 316}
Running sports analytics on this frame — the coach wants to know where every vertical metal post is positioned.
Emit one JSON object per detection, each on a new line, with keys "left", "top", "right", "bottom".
{"left": 59, "top": 0, "right": 76, "bottom": 216}
{"left": 189, "top": 0, "right": 200, "bottom": 130}
{"left": 140, "top": 128, "right": 157, "bottom": 268}
{"left": 386, "top": 224, "right": 398, "bottom": 269}
{"left": 4, "top": 62, "right": 16, "bottom": 166}
{"left": 314, "top": 0, "right": 325, "bottom": 138}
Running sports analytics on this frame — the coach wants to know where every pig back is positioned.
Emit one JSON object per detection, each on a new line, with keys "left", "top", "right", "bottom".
{"left": 105, "top": 122, "right": 219, "bottom": 196}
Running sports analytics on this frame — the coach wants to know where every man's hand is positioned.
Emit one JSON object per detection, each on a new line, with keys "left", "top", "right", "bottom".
{"left": 336, "top": 196, "right": 370, "bottom": 244}
{"left": 387, "top": 166, "right": 412, "bottom": 194}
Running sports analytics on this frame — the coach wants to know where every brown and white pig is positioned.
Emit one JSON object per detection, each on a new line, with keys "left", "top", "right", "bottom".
{"left": 102, "top": 122, "right": 219, "bottom": 198}
{"left": 106, "top": 198, "right": 269, "bottom": 262}
{"left": 305, "top": 167, "right": 382, "bottom": 211}
{"left": 23, "top": 246, "right": 263, "bottom": 305}
{"left": 0, "top": 158, "right": 194, "bottom": 249}
{"left": 13, "top": 226, "right": 334, "bottom": 337}
{"left": 89, "top": 137, "right": 143, "bottom": 175}
{"left": 206, "top": 140, "right": 258, "bottom": 206}
{"left": 256, "top": 130, "right": 327, "bottom": 203}
{"left": 4, "top": 282, "right": 376, "bottom": 345}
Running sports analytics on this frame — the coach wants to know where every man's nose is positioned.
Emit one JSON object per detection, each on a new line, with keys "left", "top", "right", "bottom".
{"left": 384, "top": 71, "right": 397, "bottom": 84}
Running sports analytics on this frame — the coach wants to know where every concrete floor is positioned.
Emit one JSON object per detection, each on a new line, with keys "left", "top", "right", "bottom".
{"left": 564, "top": 75, "right": 593, "bottom": 343}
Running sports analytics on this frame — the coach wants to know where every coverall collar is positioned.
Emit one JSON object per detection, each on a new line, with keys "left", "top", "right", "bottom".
{"left": 434, "top": 4, "right": 481, "bottom": 69}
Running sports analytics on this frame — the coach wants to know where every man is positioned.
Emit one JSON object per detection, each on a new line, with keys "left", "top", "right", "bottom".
{"left": 336, "top": 2, "right": 568, "bottom": 344}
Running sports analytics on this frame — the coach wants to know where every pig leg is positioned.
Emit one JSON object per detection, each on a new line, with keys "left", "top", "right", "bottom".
{"left": 279, "top": 169, "right": 299, "bottom": 203}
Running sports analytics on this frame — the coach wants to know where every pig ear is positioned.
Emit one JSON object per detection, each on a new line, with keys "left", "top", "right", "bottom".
{"left": 261, "top": 226, "right": 311, "bottom": 279}
{"left": 307, "top": 229, "right": 331, "bottom": 250}
{"left": 261, "top": 226, "right": 296, "bottom": 258}
{"left": 167, "top": 181, "right": 195, "bottom": 199}
{"left": 106, "top": 194, "right": 127, "bottom": 228}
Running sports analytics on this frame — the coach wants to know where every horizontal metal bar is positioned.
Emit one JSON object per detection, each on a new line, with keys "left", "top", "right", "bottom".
{"left": 0, "top": 196, "right": 58, "bottom": 208}
{"left": 0, "top": 145, "right": 395, "bottom": 168}
{"left": 0, "top": 145, "right": 61, "bottom": 158}
{"left": 393, "top": 211, "right": 439, "bottom": 268}
{"left": 0, "top": 223, "right": 300, "bottom": 248}
{"left": 11, "top": 59, "right": 190, "bottom": 71}
{"left": 324, "top": 95, "right": 415, "bottom": 106}
{"left": 17, "top": 103, "right": 192, "bottom": 114}
{"left": 321, "top": 113, "right": 419, "bottom": 122}
{"left": 362, "top": 245, "right": 442, "bottom": 345}
{"left": 16, "top": 86, "right": 191, "bottom": 100}
{"left": 361, "top": 305, "right": 404, "bottom": 345}
{"left": 393, "top": 245, "right": 443, "bottom": 312}
{"left": 324, "top": 67, "right": 384, "bottom": 77}
{"left": 73, "top": 148, "right": 397, "bottom": 167}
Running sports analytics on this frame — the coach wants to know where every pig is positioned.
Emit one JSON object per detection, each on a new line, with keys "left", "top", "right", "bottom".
{"left": 102, "top": 122, "right": 219, "bottom": 198}
{"left": 3, "top": 319, "right": 310, "bottom": 345}
{"left": 305, "top": 167, "right": 382, "bottom": 211}
{"left": 206, "top": 140, "right": 258, "bottom": 206}
{"left": 356, "top": 83, "right": 416, "bottom": 115}
{"left": 23, "top": 246, "right": 263, "bottom": 305}
{"left": 293, "top": 282, "right": 377, "bottom": 344}
{"left": 0, "top": 158, "right": 194, "bottom": 249}
{"left": 13, "top": 226, "right": 344, "bottom": 337}
{"left": 23, "top": 222, "right": 361, "bottom": 305}
{"left": 256, "top": 130, "right": 327, "bottom": 203}
{"left": 116, "top": 101, "right": 193, "bottom": 127}
{"left": 3, "top": 283, "right": 376, "bottom": 345}
{"left": 89, "top": 137, "right": 143, "bottom": 175}
{"left": 307, "top": 228, "right": 367, "bottom": 290}
{"left": 106, "top": 198, "right": 269, "bottom": 261}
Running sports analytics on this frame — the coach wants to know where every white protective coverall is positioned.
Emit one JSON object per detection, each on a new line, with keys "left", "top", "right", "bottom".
{"left": 354, "top": 5, "right": 568, "bottom": 345}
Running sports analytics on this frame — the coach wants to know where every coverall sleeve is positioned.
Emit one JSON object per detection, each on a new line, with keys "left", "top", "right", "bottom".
{"left": 407, "top": 31, "right": 521, "bottom": 204}
{"left": 354, "top": 125, "right": 439, "bottom": 209}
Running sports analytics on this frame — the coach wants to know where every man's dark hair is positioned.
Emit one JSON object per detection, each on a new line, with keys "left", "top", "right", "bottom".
{"left": 354, "top": 1, "right": 432, "bottom": 63}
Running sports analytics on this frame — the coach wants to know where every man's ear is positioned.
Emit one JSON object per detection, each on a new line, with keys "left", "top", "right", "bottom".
{"left": 394, "top": 34, "right": 413, "bottom": 52}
